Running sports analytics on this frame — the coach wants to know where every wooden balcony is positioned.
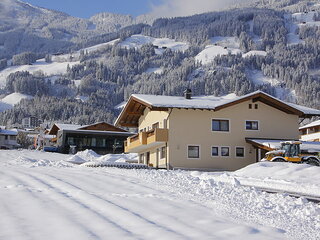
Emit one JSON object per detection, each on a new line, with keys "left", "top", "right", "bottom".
{"left": 124, "top": 128, "right": 168, "bottom": 153}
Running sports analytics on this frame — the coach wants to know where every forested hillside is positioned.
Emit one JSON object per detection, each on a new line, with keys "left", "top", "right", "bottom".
{"left": 0, "top": 0, "right": 319, "bottom": 127}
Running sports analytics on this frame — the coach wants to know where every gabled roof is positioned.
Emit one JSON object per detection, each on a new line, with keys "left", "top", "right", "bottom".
{"left": 48, "top": 122, "right": 127, "bottom": 135}
{"left": 299, "top": 120, "right": 320, "bottom": 130}
{"left": 115, "top": 91, "right": 320, "bottom": 127}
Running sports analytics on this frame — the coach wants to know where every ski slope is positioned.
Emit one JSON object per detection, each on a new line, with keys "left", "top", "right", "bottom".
{"left": 0, "top": 150, "right": 319, "bottom": 240}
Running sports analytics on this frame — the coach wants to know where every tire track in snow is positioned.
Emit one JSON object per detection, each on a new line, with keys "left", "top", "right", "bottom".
{"left": 44, "top": 169, "right": 219, "bottom": 238}
{"left": 29, "top": 170, "right": 192, "bottom": 240}
{"left": 4, "top": 168, "right": 137, "bottom": 240}
{"left": 0, "top": 170, "right": 101, "bottom": 240}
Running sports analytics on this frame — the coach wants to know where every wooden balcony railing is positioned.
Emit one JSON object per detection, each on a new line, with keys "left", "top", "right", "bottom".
{"left": 124, "top": 128, "right": 168, "bottom": 153}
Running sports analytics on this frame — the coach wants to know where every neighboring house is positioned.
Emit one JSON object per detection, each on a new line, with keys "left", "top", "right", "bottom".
{"left": 299, "top": 120, "right": 320, "bottom": 142}
{"left": 48, "top": 122, "right": 133, "bottom": 154}
{"left": 22, "top": 116, "right": 42, "bottom": 129}
{"left": 0, "top": 128, "right": 18, "bottom": 149}
{"left": 115, "top": 90, "right": 320, "bottom": 171}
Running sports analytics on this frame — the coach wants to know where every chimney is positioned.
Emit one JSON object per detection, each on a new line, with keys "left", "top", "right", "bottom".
{"left": 184, "top": 89, "right": 192, "bottom": 99}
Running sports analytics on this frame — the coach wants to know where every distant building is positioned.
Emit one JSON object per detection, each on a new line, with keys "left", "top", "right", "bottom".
{"left": 22, "top": 116, "right": 42, "bottom": 129}
{"left": 299, "top": 120, "right": 320, "bottom": 142}
{"left": 0, "top": 127, "right": 18, "bottom": 149}
{"left": 48, "top": 122, "right": 133, "bottom": 154}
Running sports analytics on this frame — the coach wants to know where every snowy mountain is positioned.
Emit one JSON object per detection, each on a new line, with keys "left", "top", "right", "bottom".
{"left": 0, "top": 0, "right": 319, "bottom": 126}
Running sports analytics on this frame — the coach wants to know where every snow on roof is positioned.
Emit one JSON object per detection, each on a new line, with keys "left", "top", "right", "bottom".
{"left": 0, "top": 129, "right": 18, "bottom": 136}
{"left": 55, "top": 123, "right": 82, "bottom": 131}
{"left": 132, "top": 92, "right": 241, "bottom": 110}
{"left": 131, "top": 90, "right": 320, "bottom": 116}
{"left": 299, "top": 120, "right": 320, "bottom": 130}
{"left": 286, "top": 102, "right": 320, "bottom": 116}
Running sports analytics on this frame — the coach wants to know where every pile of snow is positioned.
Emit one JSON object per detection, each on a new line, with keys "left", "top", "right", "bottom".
{"left": 66, "top": 149, "right": 100, "bottom": 164}
{"left": 119, "top": 34, "right": 189, "bottom": 54}
{"left": 0, "top": 59, "right": 79, "bottom": 88}
{"left": 195, "top": 162, "right": 320, "bottom": 198}
{"left": 196, "top": 37, "right": 242, "bottom": 65}
{"left": 13, "top": 153, "right": 71, "bottom": 168}
{"left": 66, "top": 149, "right": 139, "bottom": 167}
{"left": 0, "top": 93, "right": 33, "bottom": 112}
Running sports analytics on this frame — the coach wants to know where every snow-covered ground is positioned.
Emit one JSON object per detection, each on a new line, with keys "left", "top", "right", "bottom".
{"left": 0, "top": 92, "right": 33, "bottom": 112}
{"left": 0, "top": 149, "right": 319, "bottom": 240}
{"left": 145, "top": 67, "right": 164, "bottom": 74}
{"left": 119, "top": 34, "right": 189, "bottom": 54}
{"left": 286, "top": 11, "right": 320, "bottom": 46}
{"left": 196, "top": 37, "right": 243, "bottom": 65}
{"left": 0, "top": 59, "right": 79, "bottom": 88}
{"left": 247, "top": 70, "right": 297, "bottom": 101}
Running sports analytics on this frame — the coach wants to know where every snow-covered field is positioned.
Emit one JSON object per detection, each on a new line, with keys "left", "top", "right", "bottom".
{"left": 0, "top": 92, "right": 33, "bottom": 111}
{"left": 0, "top": 59, "right": 79, "bottom": 88}
{"left": 0, "top": 150, "right": 319, "bottom": 240}
{"left": 119, "top": 34, "right": 189, "bottom": 54}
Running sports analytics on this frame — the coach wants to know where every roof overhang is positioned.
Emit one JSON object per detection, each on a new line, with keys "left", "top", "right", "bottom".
{"left": 115, "top": 95, "right": 169, "bottom": 127}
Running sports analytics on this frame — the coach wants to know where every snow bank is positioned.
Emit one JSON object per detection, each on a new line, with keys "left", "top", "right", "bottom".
{"left": 66, "top": 149, "right": 139, "bottom": 167}
{"left": 195, "top": 162, "right": 320, "bottom": 198}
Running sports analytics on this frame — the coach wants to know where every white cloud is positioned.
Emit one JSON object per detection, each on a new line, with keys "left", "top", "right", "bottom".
{"left": 150, "top": 0, "right": 257, "bottom": 18}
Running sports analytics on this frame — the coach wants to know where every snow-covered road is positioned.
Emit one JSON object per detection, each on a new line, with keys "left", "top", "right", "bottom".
{"left": 0, "top": 150, "right": 319, "bottom": 240}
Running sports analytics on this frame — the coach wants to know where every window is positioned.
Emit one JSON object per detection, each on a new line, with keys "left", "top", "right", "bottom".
{"left": 246, "top": 121, "right": 259, "bottom": 130}
{"left": 212, "top": 119, "right": 229, "bottom": 132}
{"left": 188, "top": 145, "right": 200, "bottom": 158}
{"left": 160, "top": 146, "right": 166, "bottom": 159}
{"left": 211, "top": 147, "right": 219, "bottom": 157}
{"left": 91, "top": 138, "right": 96, "bottom": 147}
{"left": 221, "top": 147, "right": 230, "bottom": 157}
{"left": 236, "top": 147, "right": 245, "bottom": 157}
{"left": 67, "top": 137, "right": 74, "bottom": 145}
{"left": 4, "top": 135, "right": 8, "bottom": 140}
{"left": 255, "top": 104, "right": 258, "bottom": 109}
{"left": 249, "top": 104, "right": 252, "bottom": 109}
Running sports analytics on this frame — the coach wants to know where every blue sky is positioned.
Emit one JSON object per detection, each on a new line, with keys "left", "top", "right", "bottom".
{"left": 26, "top": 0, "right": 163, "bottom": 18}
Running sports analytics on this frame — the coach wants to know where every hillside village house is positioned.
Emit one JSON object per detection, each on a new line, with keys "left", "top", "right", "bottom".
{"left": 299, "top": 120, "right": 320, "bottom": 142}
{"left": 115, "top": 90, "right": 320, "bottom": 171}
{"left": 0, "top": 127, "right": 18, "bottom": 149}
{"left": 48, "top": 122, "right": 133, "bottom": 154}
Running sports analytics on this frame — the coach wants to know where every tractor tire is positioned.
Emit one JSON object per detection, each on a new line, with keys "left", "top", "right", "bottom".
{"left": 306, "top": 158, "right": 320, "bottom": 166}
{"left": 272, "top": 158, "right": 286, "bottom": 162}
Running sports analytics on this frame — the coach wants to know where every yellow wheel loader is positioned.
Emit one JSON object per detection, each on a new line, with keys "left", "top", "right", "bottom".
{"left": 263, "top": 141, "right": 320, "bottom": 166}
